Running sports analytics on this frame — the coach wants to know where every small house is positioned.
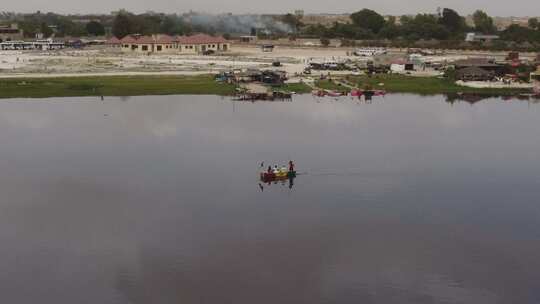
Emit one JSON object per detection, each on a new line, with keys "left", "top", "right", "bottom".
{"left": 390, "top": 59, "right": 414, "bottom": 73}
{"left": 106, "top": 36, "right": 122, "bottom": 48}
{"left": 261, "top": 44, "right": 274, "bottom": 52}
{"left": 118, "top": 33, "right": 230, "bottom": 54}
{"left": 0, "top": 23, "right": 23, "bottom": 42}
{"left": 240, "top": 35, "right": 257, "bottom": 43}
{"left": 465, "top": 33, "right": 499, "bottom": 42}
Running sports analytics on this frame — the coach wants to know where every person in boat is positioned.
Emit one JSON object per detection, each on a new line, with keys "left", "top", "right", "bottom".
{"left": 267, "top": 166, "right": 272, "bottom": 174}
{"left": 288, "top": 160, "right": 295, "bottom": 172}
{"left": 273, "top": 165, "right": 279, "bottom": 174}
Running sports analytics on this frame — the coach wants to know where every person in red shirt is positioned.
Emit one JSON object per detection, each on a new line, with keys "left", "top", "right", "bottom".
{"left": 288, "top": 160, "right": 295, "bottom": 172}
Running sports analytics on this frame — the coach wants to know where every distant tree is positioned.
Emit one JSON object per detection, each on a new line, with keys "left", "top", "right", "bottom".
{"left": 350, "top": 9, "right": 386, "bottom": 33}
{"left": 280, "top": 13, "right": 303, "bottom": 33}
{"left": 55, "top": 18, "right": 80, "bottom": 36}
{"left": 159, "top": 16, "right": 176, "bottom": 34}
{"left": 139, "top": 14, "right": 162, "bottom": 34}
{"left": 378, "top": 23, "right": 400, "bottom": 39}
{"left": 330, "top": 22, "right": 373, "bottom": 39}
{"left": 472, "top": 10, "right": 495, "bottom": 34}
{"left": 440, "top": 8, "right": 466, "bottom": 34}
{"left": 86, "top": 21, "right": 105, "bottom": 36}
{"left": 66, "top": 23, "right": 87, "bottom": 37}
{"left": 301, "top": 23, "right": 329, "bottom": 38}
{"left": 528, "top": 18, "right": 539, "bottom": 30}
{"left": 19, "top": 19, "right": 40, "bottom": 38}
{"left": 112, "top": 13, "right": 133, "bottom": 38}
{"left": 40, "top": 22, "right": 53, "bottom": 38}
{"left": 401, "top": 14, "right": 449, "bottom": 40}
{"left": 501, "top": 24, "right": 540, "bottom": 43}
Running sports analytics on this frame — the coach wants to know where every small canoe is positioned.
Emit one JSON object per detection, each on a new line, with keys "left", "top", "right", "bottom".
{"left": 325, "top": 90, "right": 343, "bottom": 97}
{"left": 312, "top": 89, "right": 326, "bottom": 97}
{"left": 350, "top": 89, "right": 363, "bottom": 97}
{"left": 260, "top": 171, "right": 296, "bottom": 182}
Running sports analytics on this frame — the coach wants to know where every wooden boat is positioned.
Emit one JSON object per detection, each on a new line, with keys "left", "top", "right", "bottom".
{"left": 363, "top": 89, "right": 386, "bottom": 97}
{"left": 350, "top": 89, "right": 363, "bottom": 97}
{"left": 260, "top": 170, "right": 296, "bottom": 182}
{"left": 325, "top": 90, "right": 344, "bottom": 97}
{"left": 312, "top": 89, "right": 326, "bottom": 97}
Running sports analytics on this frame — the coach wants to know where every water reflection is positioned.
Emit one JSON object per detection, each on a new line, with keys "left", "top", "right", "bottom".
{"left": 310, "top": 92, "right": 540, "bottom": 106}
{"left": 258, "top": 176, "right": 295, "bottom": 191}
{"left": 1, "top": 94, "right": 540, "bottom": 304}
{"left": 444, "top": 92, "right": 540, "bottom": 105}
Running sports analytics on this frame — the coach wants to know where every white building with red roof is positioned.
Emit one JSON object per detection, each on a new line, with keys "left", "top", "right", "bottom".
{"left": 105, "top": 36, "right": 122, "bottom": 48}
{"left": 117, "top": 33, "right": 230, "bottom": 54}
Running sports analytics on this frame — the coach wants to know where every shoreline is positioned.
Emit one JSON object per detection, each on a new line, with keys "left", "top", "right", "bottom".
{"left": 0, "top": 74, "right": 533, "bottom": 100}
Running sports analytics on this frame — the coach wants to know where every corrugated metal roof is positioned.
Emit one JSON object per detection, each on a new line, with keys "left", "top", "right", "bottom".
{"left": 120, "top": 35, "right": 138, "bottom": 43}
{"left": 106, "top": 36, "right": 121, "bottom": 44}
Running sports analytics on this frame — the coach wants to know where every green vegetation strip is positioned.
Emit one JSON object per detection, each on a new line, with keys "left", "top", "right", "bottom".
{"left": 319, "top": 75, "right": 530, "bottom": 95}
{"left": 0, "top": 75, "right": 236, "bottom": 99}
{"left": 0, "top": 74, "right": 530, "bottom": 99}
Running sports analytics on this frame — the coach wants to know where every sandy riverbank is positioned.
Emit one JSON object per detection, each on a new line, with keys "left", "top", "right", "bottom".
{"left": 1, "top": 44, "right": 537, "bottom": 80}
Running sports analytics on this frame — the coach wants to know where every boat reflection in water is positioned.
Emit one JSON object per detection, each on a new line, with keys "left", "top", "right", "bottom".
{"left": 259, "top": 170, "right": 296, "bottom": 191}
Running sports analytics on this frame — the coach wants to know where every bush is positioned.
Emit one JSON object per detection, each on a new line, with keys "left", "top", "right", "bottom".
{"left": 320, "top": 38, "right": 330, "bottom": 47}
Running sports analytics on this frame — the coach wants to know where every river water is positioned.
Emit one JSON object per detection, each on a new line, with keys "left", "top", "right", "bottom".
{"left": 0, "top": 94, "right": 539, "bottom": 304}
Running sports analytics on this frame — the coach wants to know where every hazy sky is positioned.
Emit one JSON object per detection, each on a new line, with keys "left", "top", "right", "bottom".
{"left": 3, "top": 0, "right": 539, "bottom": 16}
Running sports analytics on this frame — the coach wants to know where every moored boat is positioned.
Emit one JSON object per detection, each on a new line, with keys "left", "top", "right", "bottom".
{"left": 350, "top": 89, "right": 363, "bottom": 97}
{"left": 325, "top": 90, "right": 344, "bottom": 97}
{"left": 312, "top": 89, "right": 326, "bottom": 97}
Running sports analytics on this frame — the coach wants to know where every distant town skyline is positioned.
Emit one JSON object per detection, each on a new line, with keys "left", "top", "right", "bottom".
{"left": 2, "top": 0, "right": 540, "bottom": 17}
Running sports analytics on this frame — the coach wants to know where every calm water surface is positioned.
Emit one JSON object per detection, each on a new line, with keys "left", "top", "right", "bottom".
{"left": 0, "top": 94, "right": 539, "bottom": 304}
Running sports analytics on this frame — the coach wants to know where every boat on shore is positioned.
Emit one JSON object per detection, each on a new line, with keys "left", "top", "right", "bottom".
{"left": 325, "top": 90, "right": 344, "bottom": 97}
{"left": 350, "top": 89, "right": 363, "bottom": 97}
{"left": 351, "top": 89, "right": 386, "bottom": 97}
{"left": 312, "top": 88, "right": 386, "bottom": 98}
{"left": 312, "top": 89, "right": 326, "bottom": 97}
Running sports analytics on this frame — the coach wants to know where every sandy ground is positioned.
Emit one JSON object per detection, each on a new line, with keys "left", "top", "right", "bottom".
{"left": 0, "top": 44, "right": 536, "bottom": 79}
{"left": 456, "top": 80, "right": 534, "bottom": 89}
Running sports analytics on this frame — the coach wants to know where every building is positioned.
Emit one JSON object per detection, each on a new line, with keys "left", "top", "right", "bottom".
{"left": 455, "top": 66, "right": 495, "bottom": 81}
{"left": 0, "top": 38, "right": 65, "bottom": 50}
{"left": 176, "top": 34, "right": 229, "bottom": 53}
{"left": 452, "top": 58, "right": 503, "bottom": 73}
{"left": 105, "top": 36, "right": 122, "bottom": 48}
{"left": 465, "top": 33, "right": 500, "bottom": 42}
{"left": 390, "top": 59, "right": 414, "bottom": 73}
{"left": 239, "top": 35, "right": 257, "bottom": 43}
{"left": 117, "top": 33, "right": 230, "bottom": 54}
{"left": 0, "top": 23, "right": 24, "bottom": 42}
